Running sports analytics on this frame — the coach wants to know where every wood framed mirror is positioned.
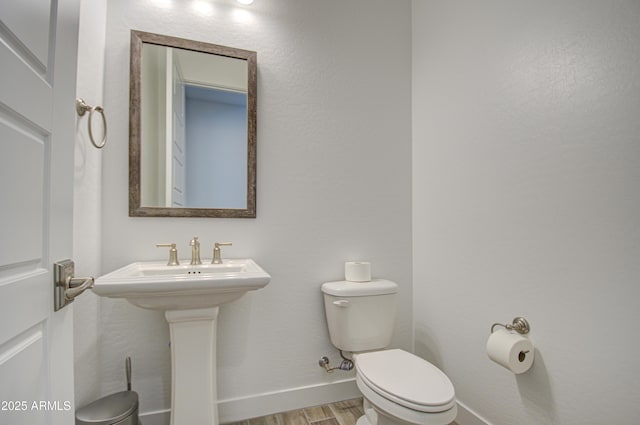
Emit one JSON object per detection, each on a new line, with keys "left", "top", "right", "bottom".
{"left": 129, "top": 30, "right": 257, "bottom": 218}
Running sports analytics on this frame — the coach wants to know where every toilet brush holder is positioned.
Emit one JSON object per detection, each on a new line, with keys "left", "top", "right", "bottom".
{"left": 75, "top": 357, "right": 140, "bottom": 425}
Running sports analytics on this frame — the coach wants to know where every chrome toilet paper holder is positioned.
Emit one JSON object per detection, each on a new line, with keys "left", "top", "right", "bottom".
{"left": 490, "top": 317, "right": 530, "bottom": 334}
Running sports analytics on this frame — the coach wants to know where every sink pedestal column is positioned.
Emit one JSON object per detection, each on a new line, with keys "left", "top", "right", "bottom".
{"left": 165, "top": 307, "right": 220, "bottom": 425}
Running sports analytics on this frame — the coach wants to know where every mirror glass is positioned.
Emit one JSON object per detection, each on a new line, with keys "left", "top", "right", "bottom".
{"left": 129, "top": 31, "right": 257, "bottom": 218}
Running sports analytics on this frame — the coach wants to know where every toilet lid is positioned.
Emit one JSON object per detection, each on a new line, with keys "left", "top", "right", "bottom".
{"left": 356, "top": 349, "right": 455, "bottom": 412}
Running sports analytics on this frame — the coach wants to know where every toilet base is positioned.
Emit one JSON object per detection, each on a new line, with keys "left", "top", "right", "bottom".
{"left": 357, "top": 391, "right": 457, "bottom": 425}
{"left": 356, "top": 408, "right": 417, "bottom": 425}
{"left": 356, "top": 399, "right": 420, "bottom": 425}
{"left": 356, "top": 404, "right": 456, "bottom": 425}
{"left": 355, "top": 400, "right": 376, "bottom": 425}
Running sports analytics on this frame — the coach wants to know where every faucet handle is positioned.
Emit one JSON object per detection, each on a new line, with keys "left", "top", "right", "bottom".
{"left": 212, "top": 242, "right": 232, "bottom": 264}
{"left": 156, "top": 243, "right": 179, "bottom": 266}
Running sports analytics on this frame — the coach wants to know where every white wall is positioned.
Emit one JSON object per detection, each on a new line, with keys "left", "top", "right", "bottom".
{"left": 98, "top": 0, "right": 412, "bottom": 420}
{"left": 412, "top": 1, "right": 640, "bottom": 425}
{"left": 73, "top": 0, "right": 107, "bottom": 409}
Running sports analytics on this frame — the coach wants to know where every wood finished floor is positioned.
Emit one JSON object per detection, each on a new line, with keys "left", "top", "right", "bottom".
{"left": 223, "top": 398, "right": 458, "bottom": 425}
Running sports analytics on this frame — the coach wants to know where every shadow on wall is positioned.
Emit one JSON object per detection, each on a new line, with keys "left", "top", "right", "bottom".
{"left": 516, "top": 350, "right": 557, "bottom": 423}
{"left": 414, "top": 325, "right": 445, "bottom": 370}
{"left": 217, "top": 293, "right": 254, "bottom": 368}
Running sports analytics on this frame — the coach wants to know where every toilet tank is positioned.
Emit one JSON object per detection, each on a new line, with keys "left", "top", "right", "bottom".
{"left": 321, "top": 280, "right": 398, "bottom": 353}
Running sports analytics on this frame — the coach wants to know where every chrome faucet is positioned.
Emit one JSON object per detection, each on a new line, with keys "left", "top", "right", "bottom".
{"left": 212, "top": 242, "right": 232, "bottom": 264}
{"left": 189, "top": 236, "right": 202, "bottom": 265}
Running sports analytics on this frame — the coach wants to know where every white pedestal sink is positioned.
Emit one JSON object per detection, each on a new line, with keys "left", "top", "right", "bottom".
{"left": 93, "top": 259, "right": 271, "bottom": 425}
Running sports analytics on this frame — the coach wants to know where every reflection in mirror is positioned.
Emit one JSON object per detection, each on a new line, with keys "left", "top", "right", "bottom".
{"left": 129, "top": 31, "right": 257, "bottom": 218}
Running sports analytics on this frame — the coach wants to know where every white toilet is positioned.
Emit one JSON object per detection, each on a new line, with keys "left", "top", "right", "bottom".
{"left": 321, "top": 279, "right": 457, "bottom": 425}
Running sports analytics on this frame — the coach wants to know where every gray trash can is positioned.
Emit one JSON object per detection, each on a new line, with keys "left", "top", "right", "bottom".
{"left": 75, "top": 391, "right": 139, "bottom": 425}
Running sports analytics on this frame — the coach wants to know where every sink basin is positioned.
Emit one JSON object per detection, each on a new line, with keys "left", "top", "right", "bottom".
{"left": 93, "top": 259, "right": 271, "bottom": 310}
{"left": 93, "top": 257, "right": 270, "bottom": 425}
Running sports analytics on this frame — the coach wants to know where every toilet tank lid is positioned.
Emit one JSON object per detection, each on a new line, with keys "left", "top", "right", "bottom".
{"left": 321, "top": 279, "right": 398, "bottom": 297}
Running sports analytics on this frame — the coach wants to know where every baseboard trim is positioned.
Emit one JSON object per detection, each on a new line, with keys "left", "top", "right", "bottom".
{"left": 139, "top": 408, "right": 170, "bottom": 425}
{"left": 455, "top": 400, "right": 491, "bottom": 425}
{"left": 139, "top": 378, "right": 360, "bottom": 425}
{"left": 219, "top": 378, "right": 359, "bottom": 422}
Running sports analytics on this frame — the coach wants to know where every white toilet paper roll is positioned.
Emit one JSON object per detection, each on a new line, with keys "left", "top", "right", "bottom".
{"left": 486, "top": 329, "right": 534, "bottom": 374}
{"left": 345, "top": 262, "right": 371, "bottom": 282}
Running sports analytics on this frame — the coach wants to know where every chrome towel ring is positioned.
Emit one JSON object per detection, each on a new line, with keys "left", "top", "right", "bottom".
{"left": 76, "top": 98, "right": 107, "bottom": 149}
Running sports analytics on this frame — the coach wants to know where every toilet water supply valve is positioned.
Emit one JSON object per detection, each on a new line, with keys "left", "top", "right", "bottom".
{"left": 319, "top": 351, "right": 354, "bottom": 373}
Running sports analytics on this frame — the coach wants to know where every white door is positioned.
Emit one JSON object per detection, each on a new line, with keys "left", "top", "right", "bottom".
{"left": 0, "top": 0, "right": 80, "bottom": 424}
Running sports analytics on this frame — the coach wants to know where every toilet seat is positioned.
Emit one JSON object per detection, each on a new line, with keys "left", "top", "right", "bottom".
{"left": 355, "top": 349, "right": 456, "bottom": 413}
